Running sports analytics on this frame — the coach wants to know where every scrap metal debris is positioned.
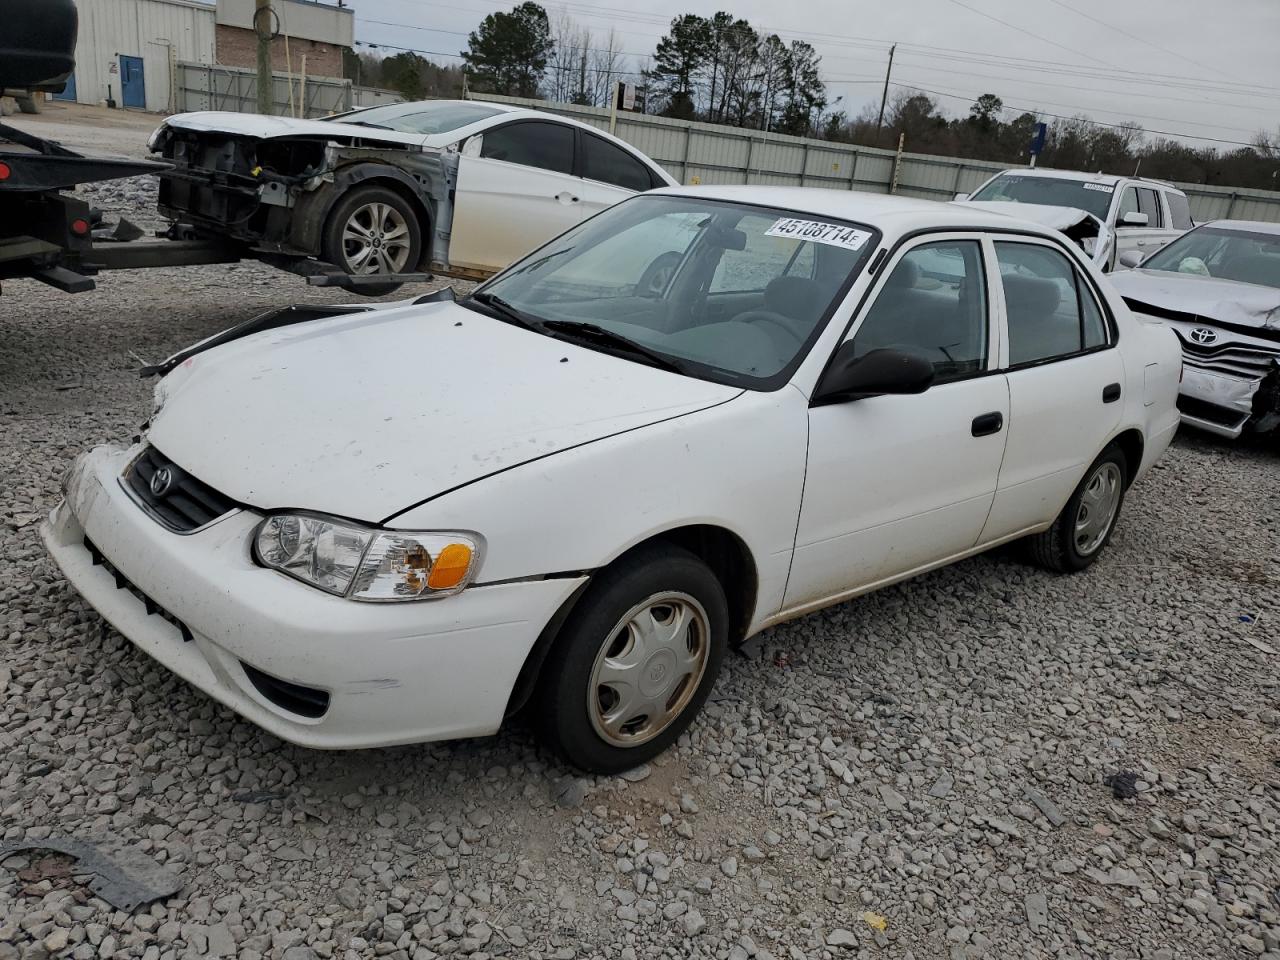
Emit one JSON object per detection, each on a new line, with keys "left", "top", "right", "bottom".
{"left": 1102, "top": 771, "right": 1140, "bottom": 800}
{"left": 0, "top": 837, "right": 182, "bottom": 911}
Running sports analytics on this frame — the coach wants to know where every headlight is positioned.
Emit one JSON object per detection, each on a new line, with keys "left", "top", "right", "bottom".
{"left": 254, "top": 514, "right": 482, "bottom": 601}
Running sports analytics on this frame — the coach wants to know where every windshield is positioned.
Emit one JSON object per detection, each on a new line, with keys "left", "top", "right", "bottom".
{"left": 466, "top": 195, "right": 878, "bottom": 388}
{"left": 325, "top": 101, "right": 503, "bottom": 135}
{"left": 971, "top": 174, "right": 1114, "bottom": 220}
{"left": 1139, "top": 225, "right": 1280, "bottom": 289}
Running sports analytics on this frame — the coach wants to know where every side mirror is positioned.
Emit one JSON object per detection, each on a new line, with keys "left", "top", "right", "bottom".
{"left": 953, "top": 192, "right": 970, "bottom": 201}
{"left": 813, "top": 344, "right": 936, "bottom": 405}
{"left": 1118, "top": 250, "right": 1145, "bottom": 269}
{"left": 1119, "top": 211, "right": 1149, "bottom": 228}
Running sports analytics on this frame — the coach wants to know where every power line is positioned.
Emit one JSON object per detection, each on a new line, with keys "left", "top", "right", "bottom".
{"left": 1036, "top": 0, "right": 1244, "bottom": 83}
{"left": 891, "top": 81, "right": 1259, "bottom": 147}
{"left": 939, "top": 0, "right": 1118, "bottom": 70}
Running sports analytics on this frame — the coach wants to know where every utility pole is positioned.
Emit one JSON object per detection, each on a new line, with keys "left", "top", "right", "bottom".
{"left": 874, "top": 44, "right": 895, "bottom": 147}
{"left": 255, "top": 0, "right": 273, "bottom": 115}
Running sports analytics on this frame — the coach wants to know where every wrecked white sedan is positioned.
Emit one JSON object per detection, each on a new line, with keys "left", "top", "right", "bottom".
{"left": 151, "top": 99, "right": 675, "bottom": 291}
{"left": 1110, "top": 219, "right": 1280, "bottom": 438}
{"left": 43, "top": 188, "right": 1181, "bottom": 773}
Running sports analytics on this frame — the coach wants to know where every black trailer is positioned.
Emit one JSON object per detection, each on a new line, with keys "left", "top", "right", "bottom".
{"left": 0, "top": 0, "right": 429, "bottom": 297}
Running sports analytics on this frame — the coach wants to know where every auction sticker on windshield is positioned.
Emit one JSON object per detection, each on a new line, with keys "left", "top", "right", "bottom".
{"left": 1082, "top": 183, "right": 1114, "bottom": 193}
{"left": 766, "top": 218, "right": 872, "bottom": 251}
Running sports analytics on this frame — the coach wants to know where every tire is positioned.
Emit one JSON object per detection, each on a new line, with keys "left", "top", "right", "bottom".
{"left": 1026, "top": 444, "right": 1128, "bottom": 573}
{"left": 535, "top": 544, "right": 728, "bottom": 774}
{"left": 635, "top": 251, "right": 682, "bottom": 298}
{"left": 320, "top": 184, "right": 423, "bottom": 297}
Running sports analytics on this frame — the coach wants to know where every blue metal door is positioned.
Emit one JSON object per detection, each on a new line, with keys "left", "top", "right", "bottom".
{"left": 54, "top": 73, "right": 77, "bottom": 102}
{"left": 120, "top": 56, "right": 145, "bottom": 109}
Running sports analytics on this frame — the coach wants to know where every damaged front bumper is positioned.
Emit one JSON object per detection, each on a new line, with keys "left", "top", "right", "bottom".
{"left": 1171, "top": 329, "right": 1280, "bottom": 439}
{"left": 42, "top": 444, "right": 585, "bottom": 749}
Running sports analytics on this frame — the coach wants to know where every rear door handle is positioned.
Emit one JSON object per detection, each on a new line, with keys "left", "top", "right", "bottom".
{"left": 555, "top": 191, "right": 580, "bottom": 203}
{"left": 1102, "top": 382, "right": 1122, "bottom": 403}
{"left": 971, "top": 411, "right": 1003, "bottom": 437}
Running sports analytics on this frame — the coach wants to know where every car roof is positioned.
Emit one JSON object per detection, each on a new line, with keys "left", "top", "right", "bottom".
{"left": 1200, "top": 219, "right": 1280, "bottom": 236}
{"left": 651, "top": 185, "right": 1071, "bottom": 237}
{"left": 986, "top": 168, "right": 1184, "bottom": 194}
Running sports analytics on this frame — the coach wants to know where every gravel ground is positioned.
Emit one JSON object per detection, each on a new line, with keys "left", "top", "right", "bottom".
{"left": 3, "top": 109, "right": 1280, "bottom": 960}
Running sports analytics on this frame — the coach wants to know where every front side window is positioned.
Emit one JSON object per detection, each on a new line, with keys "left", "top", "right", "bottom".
{"left": 1117, "top": 188, "right": 1140, "bottom": 223}
{"left": 969, "top": 174, "right": 1113, "bottom": 220}
{"left": 1166, "top": 192, "right": 1194, "bottom": 231}
{"left": 995, "top": 242, "right": 1109, "bottom": 365}
{"left": 582, "top": 133, "right": 653, "bottom": 191}
{"left": 1137, "top": 188, "right": 1163, "bottom": 227}
{"left": 851, "top": 241, "right": 988, "bottom": 383}
{"left": 469, "top": 196, "right": 879, "bottom": 387}
{"left": 480, "top": 121, "right": 574, "bottom": 175}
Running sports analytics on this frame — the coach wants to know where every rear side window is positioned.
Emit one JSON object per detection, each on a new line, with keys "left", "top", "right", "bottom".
{"left": 480, "top": 121, "right": 574, "bottom": 175}
{"left": 581, "top": 133, "right": 653, "bottom": 191}
{"left": 994, "top": 242, "right": 1109, "bottom": 365}
{"left": 1137, "top": 188, "right": 1163, "bottom": 227}
{"left": 1166, "top": 192, "right": 1193, "bottom": 230}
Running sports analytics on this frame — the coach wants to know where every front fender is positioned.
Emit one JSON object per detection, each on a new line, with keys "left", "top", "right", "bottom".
{"left": 290, "top": 157, "right": 442, "bottom": 258}
{"left": 387, "top": 387, "right": 811, "bottom": 633}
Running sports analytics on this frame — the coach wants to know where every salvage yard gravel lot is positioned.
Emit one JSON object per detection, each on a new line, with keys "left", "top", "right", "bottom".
{"left": 2, "top": 105, "right": 1280, "bottom": 960}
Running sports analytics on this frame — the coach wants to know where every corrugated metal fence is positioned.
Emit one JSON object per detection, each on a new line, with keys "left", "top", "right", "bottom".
{"left": 176, "top": 62, "right": 352, "bottom": 118}
{"left": 480, "top": 93, "right": 1280, "bottom": 225}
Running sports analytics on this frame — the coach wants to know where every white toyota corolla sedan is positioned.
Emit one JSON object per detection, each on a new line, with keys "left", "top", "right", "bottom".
{"left": 43, "top": 187, "right": 1181, "bottom": 773}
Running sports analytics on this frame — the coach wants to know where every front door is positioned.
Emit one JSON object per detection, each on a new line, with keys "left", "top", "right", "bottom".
{"left": 120, "top": 56, "right": 146, "bottom": 109}
{"left": 978, "top": 238, "right": 1125, "bottom": 541}
{"left": 784, "top": 236, "right": 1009, "bottom": 611}
{"left": 449, "top": 120, "right": 584, "bottom": 273}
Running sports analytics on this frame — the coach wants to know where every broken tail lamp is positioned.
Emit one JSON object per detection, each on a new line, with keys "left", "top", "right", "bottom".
{"left": 254, "top": 514, "right": 482, "bottom": 600}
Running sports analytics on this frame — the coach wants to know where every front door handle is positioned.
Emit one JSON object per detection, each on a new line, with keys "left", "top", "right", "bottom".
{"left": 1102, "top": 382, "right": 1122, "bottom": 403}
{"left": 971, "top": 411, "right": 1003, "bottom": 437}
{"left": 555, "top": 191, "right": 580, "bottom": 203}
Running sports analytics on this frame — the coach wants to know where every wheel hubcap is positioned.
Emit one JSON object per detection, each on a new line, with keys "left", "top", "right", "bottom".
{"left": 341, "top": 202, "right": 411, "bottom": 275}
{"left": 1074, "top": 461, "right": 1123, "bottom": 556}
{"left": 588, "top": 592, "right": 710, "bottom": 748}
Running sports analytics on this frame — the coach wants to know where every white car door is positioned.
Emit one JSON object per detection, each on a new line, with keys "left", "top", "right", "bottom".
{"left": 575, "top": 129, "right": 658, "bottom": 220}
{"left": 784, "top": 236, "right": 1010, "bottom": 611}
{"left": 448, "top": 119, "right": 585, "bottom": 273}
{"left": 978, "top": 238, "right": 1125, "bottom": 543}
{"left": 1113, "top": 185, "right": 1177, "bottom": 267}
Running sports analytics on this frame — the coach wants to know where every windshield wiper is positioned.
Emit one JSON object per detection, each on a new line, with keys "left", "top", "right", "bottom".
{"left": 467, "top": 291, "right": 548, "bottom": 332}
{"left": 541, "top": 320, "right": 686, "bottom": 374}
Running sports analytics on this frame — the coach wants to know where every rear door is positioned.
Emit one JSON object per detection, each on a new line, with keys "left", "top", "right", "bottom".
{"left": 449, "top": 120, "right": 583, "bottom": 273}
{"left": 575, "top": 130, "right": 659, "bottom": 219}
{"left": 978, "top": 238, "right": 1125, "bottom": 543}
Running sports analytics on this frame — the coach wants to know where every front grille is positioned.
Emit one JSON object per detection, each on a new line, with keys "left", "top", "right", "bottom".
{"left": 83, "top": 536, "right": 193, "bottom": 642}
{"left": 1177, "top": 394, "right": 1249, "bottom": 429}
{"left": 1176, "top": 332, "right": 1280, "bottom": 379}
{"left": 125, "top": 446, "right": 237, "bottom": 533}
{"left": 241, "top": 663, "right": 330, "bottom": 719}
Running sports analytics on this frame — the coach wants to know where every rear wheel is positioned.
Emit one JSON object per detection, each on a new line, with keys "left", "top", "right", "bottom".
{"left": 1026, "top": 444, "right": 1128, "bottom": 572}
{"left": 535, "top": 545, "right": 728, "bottom": 774}
{"left": 321, "top": 185, "right": 423, "bottom": 297}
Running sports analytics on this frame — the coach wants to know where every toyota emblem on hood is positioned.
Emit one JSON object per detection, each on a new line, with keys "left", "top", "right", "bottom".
{"left": 150, "top": 467, "right": 174, "bottom": 497}
{"left": 1189, "top": 327, "right": 1218, "bottom": 345}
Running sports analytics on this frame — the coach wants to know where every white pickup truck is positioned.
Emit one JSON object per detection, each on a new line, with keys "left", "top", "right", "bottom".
{"left": 958, "top": 169, "right": 1194, "bottom": 271}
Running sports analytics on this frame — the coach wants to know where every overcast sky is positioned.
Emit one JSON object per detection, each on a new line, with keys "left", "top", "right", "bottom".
{"left": 350, "top": 0, "right": 1280, "bottom": 148}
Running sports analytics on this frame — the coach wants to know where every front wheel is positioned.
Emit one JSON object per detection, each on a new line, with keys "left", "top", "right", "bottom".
{"left": 1025, "top": 444, "right": 1128, "bottom": 573}
{"left": 320, "top": 185, "right": 423, "bottom": 297}
{"left": 535, "top": 545, "right": 728, "bottom": 774}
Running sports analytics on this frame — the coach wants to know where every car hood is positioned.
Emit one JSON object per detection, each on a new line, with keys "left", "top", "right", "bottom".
{"left": 148, "top": 301, "right": 740, "bottom": 523}
{"left": 956, "top": 200, "right": 1102, "bottom": 232}
{"left": 1109, "top": 268, "right": 1280, "bottom": 332}
{"left": 162, "top": 111, "right": 429, "bottom": 148}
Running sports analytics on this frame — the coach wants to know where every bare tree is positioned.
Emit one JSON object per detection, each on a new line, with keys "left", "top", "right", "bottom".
{"left": 589, "top": 28, "right": 623, "bottom": 107}
{"left": 547, "top": 10, "right": 592, "bottom": 104}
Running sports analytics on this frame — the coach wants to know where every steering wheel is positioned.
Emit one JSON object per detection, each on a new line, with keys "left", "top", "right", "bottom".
{"left": 734, "top": 310, "right": 806, "bottom": 350}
